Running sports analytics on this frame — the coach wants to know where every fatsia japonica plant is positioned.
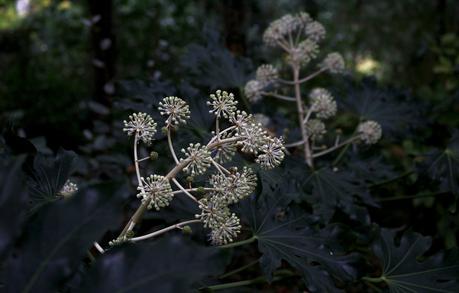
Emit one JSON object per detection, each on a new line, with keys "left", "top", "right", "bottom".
{"left": 244, "top": 12, "right": 382, "bottom": 168}
{"left": 110, "top": 90, "right": 286, "bottom": 246}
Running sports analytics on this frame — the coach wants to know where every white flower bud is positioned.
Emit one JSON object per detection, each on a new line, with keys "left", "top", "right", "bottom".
{"left": 256, "top": 64, "right": 278, "bottom": 85}
{"left": 244, "top": 80, "right": 264, "bottom": 103}
{"left": 137, "top": 175, "right": 173, "bottom": 210}
{"left": 263, "top": 14, "right": 302, "bottom": 47}
{"left": 123, "top": 112, "right": 157, "bottom": 144}
{"left": 306, "top": 119, "right": 326, "bottom": 140}
{"left": 209, "top": 213, "right": 241, "bottom": 245}
{"left": 321, "top": 52, "right": 345, "bottom": 74}
{"left": 181, "top": 143, "right": 212, "bottom": 175}
{"left": 207, "top": 90, "right": 238, "bottom": 118}
{"left": 305, "top": 21, "right": 326, "bottom": 42}
{"left": 158, "top": 96, "right": 191, "bottom": 127}
{"left": 309, "top": 88, "right": 337, "bottom": 119}
{"left": 209, "top": 167, "right": 257, "bottom": 204}
{"left": 58, "top": 180, "right": 78, "bottom": 197}
{"left": 256, "top": 137, "right": 286, "bottom": 169}
{"left": 286, "top": 39, "right": 319, "bottom": 67}
{"left": 357, "top": 121, "right": 382, "bottom": 144}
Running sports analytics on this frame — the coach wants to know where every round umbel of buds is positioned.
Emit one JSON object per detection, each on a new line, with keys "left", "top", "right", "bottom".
{"left": 306, "top": 119, "right": 326, "bottom": 139}
{"left": 196, "top": 196, "right": 230, "bottom": 229}
{"left": 256, "top": 137, "right": 286, "bottom": 169}
{"left": 58, "top": 180, "right": 78, "bottom": 197}
{"left": 181, "top": 143, "right": 212, "bottom": 175}
{"left": 309, "top": 88, "right": 337, "bottom": 119}
{"left": 209, "top": 167, "right": 257, "bottom": 204}
{"left": 263, "top": 14, "right": 302, "bottom": 47}
{"left": 230, "top": 110, "right": 255, "bottom": 132}
{"left": 158, "top": 96, "right": 191, "bottom": 127}
{"left": 137, "top": 175, "right": 173, "bottom": 210}
{"left": 305, "top": 21, "right": 326, "bottom": 42}
{"left": 236, "top": 122, "right": 270, "bottom": 154}
{"left": 214, "top": 133, "right": 237, "bottom": 163}
{"left": 123, "top": 112, "right": 157, "bottom": 144}
{"left": 209, "top": 213, "right": 242, "bottom": 245}
{"left": 357, "top": 120, "right": 382, "bottom": 144}
{"left": 207, "top": 90, "right": 238, "bottom": 118}
{"left": 244, "top": 80, "right": 264, "bottom": 103}
{"left": 320, "top": 52, "right": 345, "bottom": 74}
{"left": 286, "top": 39, "right": 319, "bottom": 67}
{"left": 256, "top": 64, "right": 279, "bottom": 85}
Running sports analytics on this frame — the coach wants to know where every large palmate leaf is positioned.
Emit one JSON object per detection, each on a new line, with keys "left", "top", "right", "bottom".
{"left": 368, "top": 229, "right": 459, "bottom": 292}
{"left": 27, "top": 149, "right": 77, "bottom": 210}
{"left": 418, "top": 130, "right": 459, "bottom": 198}
{"left": 181, "top": 26, "right": 252, "bottom": 89}
{"left": 0, "top": 156, "right": 27, "bottom": 258}
{"left": 340, "top": 78, "right": 422, "bottom": 138}
{"left": 3, "top": 182, "right": 128, "bottom": 293}
{"left": 77, "top": 236, "right": 227, "bottom": 293}
{"left": 303, "top": 167, "right": 377, "bottom": 223}
{"left": 241, "top": 195, "right": 357, "bottom": 292}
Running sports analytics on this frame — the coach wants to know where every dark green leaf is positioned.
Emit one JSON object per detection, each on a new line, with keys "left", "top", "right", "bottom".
{"left": 369, "top": 229, "right": 459, "bottom": 293}
{"left": 242, "top": 195, "right": 357, "bottom": 292}
{"left": 27, "top": 149, "right": 77, "bottom": 209}
{"left": 77, "top": 236, "right": 227, "bottom": 293}
{"left": 3, "top": 181, "right": 128, "bottom": 293}
{"left": 0, "top": 156, "right": 27, "bottom": 258}
{"left": 303, "top": 167, "right": 376, "bottom": 223}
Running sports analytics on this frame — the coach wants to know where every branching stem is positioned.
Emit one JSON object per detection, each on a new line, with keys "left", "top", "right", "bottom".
{"left": 130, "top": 219, "right": 201, "bottom": 242}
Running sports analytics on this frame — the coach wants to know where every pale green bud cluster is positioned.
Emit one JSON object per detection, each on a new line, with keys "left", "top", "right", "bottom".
{"left": 207, "top": 90, "right": 238, "bottom": 118}
{"left": 58, "top": 179, "right": 78, "bottom": 197}
{"left": 309, "top": 88, "right": 337, "bottom": 119}
{"left": 357, "top": 121, "right": 383, "bottom": 144}
{"left": 123, "top": 112, "right": 157, "bottom": 144}
{"left": 158, "top": 96, "right": 191, "bottom": 127}
{"left": 138, "top": 175, "right": 173, "bottom": 210}
{"left": 181, "top": 143, "right": 212, "bottom": 176}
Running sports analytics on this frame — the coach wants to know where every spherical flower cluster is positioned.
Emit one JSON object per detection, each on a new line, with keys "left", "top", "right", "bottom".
{"left": 207, "top": 90, "right": 238, "bottom": 118}
{"left": 256, "top": 137, "right": 286, "bottom": 169}
{"left": 305, "top": 21, "right": 326, "bottom": 42}
{"left": 357, "top": 120, "right": 382, "bottom": 144}
{"left": 306, "top": 119, "right": 326, "bottom": 139}
{"left": 58, "top": 180, "right": 78, "bottom": 197}
{"left": 256, "top": 64, "right": 279, "bottom": 85}
{"left": 286, "top": 39, "right": 319, "bottom": 67}
{"left": 123, "top": 112, "right": 157, "bottom": 144}
{"left": 138, "top": 175, "right": 173, "bottom": 210}
{"left": 196, "top": 196, "right": 230, "bottom": 229}
{"left": 309, "top": 88, "right": 337, "bottom": 119}
{"left": 196, "top": 196, "right": 242, "bottom": 245}
{"left": 321, "top": 52, "right": 345, "bottom": 74}
{"left": 236, "top": 122, "right": 270, "bottom": 154}
{"left": 210, "top": 167, "right": 257, "bottom": 204}
{"left": 158, "top": 96, "right": 191, "bottom": 127}
{"left": 181, "top": 143, "right": 212, "bottom": 175}
{"left": 244, "top": 80, "right": 264, "bottom": 103}
{"left": 209, "top": 213, "right": 241, "bottom": 245}
{"left": 263, "top": 14, "right": 302, "bottom": 46}
{"left": 230, "top": 111, "right": 254, "bottom": 132}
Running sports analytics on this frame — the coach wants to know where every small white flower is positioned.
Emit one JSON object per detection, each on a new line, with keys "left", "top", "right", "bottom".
{"left": 320, "top": 52, "right": 345, "bottom": 74}
{"left": 309, "top": 88, "right": 337, "bottom": 119}
{"left": 209, "top": 167, "right": 257, "bottom": 204}
{"left": 256, "top": 64, "right": 278, "bottom": 85}
{"left": 207, "top": 90, "right": 238, "bottom": 118}
{"left": 244, "top": 80, "right": 264, "bottom": 103}
{"left": 230, "top": 110, "right": 254, "bottom": 132}
{"left": 196, "top": 196, "right": 230, "bottom": 229}
{"left": 123, "top": 112, "right": 157, "bottom": 144}
{"left": 287, "top": 39, "right": 319, "bottom": 67}
{"left": 209, "top": 213, "right": 241, "bottom": 245}
{"left": 138, "top": 175, "right": 173, "bottom": 210}
{"left": 236, "top": 122, "right": 269, "bottom": 154}
{"left": 256, "top": 137, "right": 286, "bottom": 169}
{"left": 306, "top": 119, "right": 327, "bottom": 139}
{"left": 158, "top": 96, "right": 191, "bottom": 127}
{"left": 305, "top": 21, "right": 326, "bottom": 42}
{"left": 58, "top": 180, "right": 78, "bottom": 197}
{"left": 357, "top": 121, "right": 382, "bottom": 144}
{"left": 263, "top": 14, "right": 302, "bottom": 47}
{"left": 181, "top": 143, "right": 212, "bottom": 175}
